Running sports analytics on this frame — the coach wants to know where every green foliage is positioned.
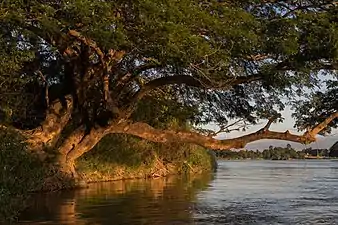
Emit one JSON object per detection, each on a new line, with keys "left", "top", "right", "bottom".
{"left": 132, "top": 94, "right": 198, "bottom": 129}
{"left": 77, "top": 134, "right": 153, "bottom": 172}
{"left": 0, "top": 29, "right": 36, "bottom": 124}
{"left": 77, "top": 134, "right": 214, "bottom": 181}
{"left": 293, "top": 80, "right": 338, "bottom": 134}
{"left": 0, "top": 129, "right": 46, "bottom": 222}
{"left": 0, "top": 1, "right": 337, "bottom": 130}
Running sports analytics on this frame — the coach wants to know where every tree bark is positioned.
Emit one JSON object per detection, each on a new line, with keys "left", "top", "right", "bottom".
{"left": 25, "top": 95, "right": 73, "bottom": 151}
{"left": 54, "top": 125, "right": 106, "bottom": 178}
{"left": 105, "top": 122, "right": 313, "bottom": 150}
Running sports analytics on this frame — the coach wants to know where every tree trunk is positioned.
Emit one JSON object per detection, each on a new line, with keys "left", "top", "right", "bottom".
{"left": 51, "top": 126, "right": 106, "bottom": 184}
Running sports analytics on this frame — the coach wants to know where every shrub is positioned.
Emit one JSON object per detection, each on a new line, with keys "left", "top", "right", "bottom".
{"left": 0, "top": 128, "right": 45, "bottom": 222}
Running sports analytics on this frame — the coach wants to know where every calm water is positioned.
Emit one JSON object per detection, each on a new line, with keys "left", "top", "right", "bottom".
{"left": 16, "top": 160, "right": 338, "bottom": 225}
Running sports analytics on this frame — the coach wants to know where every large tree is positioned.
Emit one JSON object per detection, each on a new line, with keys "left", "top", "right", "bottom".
{"left": 0, "top": 0, "right": 337, "bottom": 178}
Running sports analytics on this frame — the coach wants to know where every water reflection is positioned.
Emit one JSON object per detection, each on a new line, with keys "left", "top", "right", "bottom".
{"left": 18, "top": 173, "right": 213, "bottom": 225}
{"left": 16, "top": 160, "right": 338, "bottom": 225}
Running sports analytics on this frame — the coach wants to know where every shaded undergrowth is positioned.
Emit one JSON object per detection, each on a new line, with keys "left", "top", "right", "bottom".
{"left": 0, "top": 129, "right": 46, "bottom": 222}
{"left": 77, "top": 134, "right": 214, "bottom": 182}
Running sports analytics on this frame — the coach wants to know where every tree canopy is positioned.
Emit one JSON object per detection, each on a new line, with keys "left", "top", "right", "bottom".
{"left": 293, "top": 80, "right": 338, "bottom": 134}
{"left": 0, "top": 0, "right": 337, "bottom": 176}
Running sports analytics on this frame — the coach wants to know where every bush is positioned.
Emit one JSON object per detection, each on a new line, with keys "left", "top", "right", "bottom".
{"left": 0, "top": 128, "right": 45, "bottom": 222}
{"left": 77, "top": 134, "right": 215, "bottom": 181}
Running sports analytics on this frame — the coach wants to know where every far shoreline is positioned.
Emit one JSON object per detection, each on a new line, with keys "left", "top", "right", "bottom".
{"left": 217, "top": 157, "right": 338, "bottom": 161}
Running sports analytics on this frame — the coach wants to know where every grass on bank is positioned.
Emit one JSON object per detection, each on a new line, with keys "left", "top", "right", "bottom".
{"left": 77, "top": 134, "right": 215, "bottom": 182}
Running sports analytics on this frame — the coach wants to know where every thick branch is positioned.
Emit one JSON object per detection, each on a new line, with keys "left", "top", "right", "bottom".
{"left": 62, "top": 109, "right": 338, "bottom": 162}
{"left": 115, "top": 63, "right": 161, "bottom": 88}
{"left": 105, "top": 121, "right": 314, "bottom": 151}
{"left": 306, "top": 111, "right": 338, "bottom": 137}
{"left": 140, "top": 74, "right": 260, "bottom": 98}
{"left": 63, "top": 128, "right": 104, "bottom": 162}
{"left": 102, "top": 50, "right": 125, "bottom": 113}
{"left": 26, "top": 95, "right": 73, "bottom": 150}
{"left": 67, "top": 31, "right": 126, "bottom": 110}
{"left": 68, "top": 30, "right": 105, "bottom": 64}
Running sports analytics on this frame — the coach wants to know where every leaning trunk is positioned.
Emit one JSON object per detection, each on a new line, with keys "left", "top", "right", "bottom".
{"left": 54, "top": 126, "right": 104, "bottom": 178}
{"left": 5, "top": 110, "right": 337, "bottom": 191}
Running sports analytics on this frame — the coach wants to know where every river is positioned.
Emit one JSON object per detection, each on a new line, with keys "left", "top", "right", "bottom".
{"left": 16, "top": 160, "right": 338, "bottom": 224}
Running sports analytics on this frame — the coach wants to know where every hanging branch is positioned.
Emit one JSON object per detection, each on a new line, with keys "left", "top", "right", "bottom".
{"left": 37, "top": 70, "right": 49, "bottom": 107}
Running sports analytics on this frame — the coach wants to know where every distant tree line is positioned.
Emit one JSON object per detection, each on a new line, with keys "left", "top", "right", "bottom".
{"left": 215, "top": 144, "right": 330, "bottom": 160}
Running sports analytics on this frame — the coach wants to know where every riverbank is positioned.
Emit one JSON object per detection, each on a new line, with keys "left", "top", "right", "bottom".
{"left": 16, "top": 160, "right": 338, "bottom": 224}
{"left": 0, "top": 131, "right": 216, "bottom": 222}
{"left": 76, "top": 134, "right": 215, "bottom": 184}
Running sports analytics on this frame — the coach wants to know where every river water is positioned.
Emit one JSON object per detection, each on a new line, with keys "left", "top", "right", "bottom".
{"left": 17, "top": 160, "right": 338, "bottom": 225}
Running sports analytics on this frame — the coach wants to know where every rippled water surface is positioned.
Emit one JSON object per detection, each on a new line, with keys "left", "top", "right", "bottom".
{"left": 16, "top": 160, "right": 338, "bottom": 224}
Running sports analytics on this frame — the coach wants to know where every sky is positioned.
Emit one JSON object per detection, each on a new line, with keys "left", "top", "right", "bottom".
{"left": 205, "top": 105, "right": 338, "bottom": 150}
{"left": 204, "top": 73, "right": 338, "bottom": 150}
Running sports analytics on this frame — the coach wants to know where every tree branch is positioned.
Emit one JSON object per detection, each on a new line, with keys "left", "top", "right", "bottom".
{"left": 68, "top": 30, "right": 105, "bottom": 64}
{"left": 64, "top": 110, "right": 338, "bottom": 162}
{"left": 143, "top": 74, "right": 261, "bottom": 93}
{"left": 243, "top": 54, "right": 272, "bottom": 61}
{"left": 114, "top": 62, "right": 162, "bottom": 90}
{"left": 262, "top": 114, "right": 281, "bottom": 131}
{"left": 68, "top": 30, "right": 125, "bottom": 114}
{"left": 37, "top": 70, "right": 49, "bottom": 107}
{"left": 305, "top": 111, "right": 338, "bottom": 138}
{"left": 119, "top": 74, "right": 261, "bottom": 119}
{"left": 206, "top": 119, "right": 248, "bottom": 137}
{"left": 102, "top": 121, "right": 315, "bottom": 151}
{"left": 1, "top": 95, "right": 74, "bottom": 151}
{"left": 281, "top": 2, "right": 338, "bottom": 18}
{"left": 26, "top": 95, "right": 74, "bottom": 150}
{"left": 64, "top": 119, "right": 306, "bottom": 162}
